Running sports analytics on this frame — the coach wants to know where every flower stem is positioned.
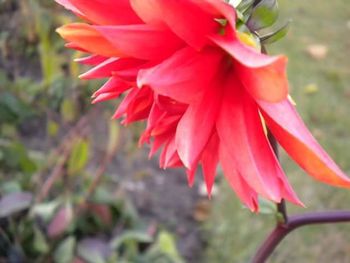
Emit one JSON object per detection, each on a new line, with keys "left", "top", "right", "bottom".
{"left": 252, "top": 133, "right": 350, "bottom": 262}
{"left": 251, "top": 211, "right": 350, "bottom": 263}
{"left": 267, "top": 130, "right": 288, "bottom": 224}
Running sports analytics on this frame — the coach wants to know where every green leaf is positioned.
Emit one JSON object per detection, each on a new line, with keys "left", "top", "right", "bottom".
{"left": 47, "top": 120, "right": 59, "bottom": 137}
{"left": 107, "top": 121, "right": 120, "bottom": 156}
{"left": 54, "top": 236, "right": 76, "bottom": 263}
{"left": 33, "top": 228, "right": 49, "bottom": 254}
{"left": 32, "top": 200, "right": 61, "bottom": 222}
{"left": 0, "top": 181, "right": 22, "bottom": 194}
{"left": 1, "top": 142, "right": 37, "bottom": 174}
{"left": 29, "top": 0, "right": 60, "bottom": 88}
{"left": 109, "top": 231, "right": 153, "bottom": 250}
{"left": 237, "top": 0, "right": 254, "bottom": 13}
{"left": 247, "top": 0, "right": 278, "bottom": 30}
{"left": 157, "top": 231, "right": 183, "bottom": 262}
{"left": 260, "top": 21, "right": 291, "bottom": 44}
{"left": 61, "top": 99, "right": 77, "bottom": 123}
{"left": 0, "top": 192, "right": 33, "bottom": 218}
{"left": 0, "top": 93, "right": 32, "bottom": 124}
{"left": 68, "top": 138, "right": 90, "bottom": 175}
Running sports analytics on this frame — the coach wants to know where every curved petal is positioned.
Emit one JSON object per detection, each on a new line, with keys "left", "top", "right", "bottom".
{"left": 216, "top": 76, "right": 301, "bottom": 204}
{"left": 112, "top": 88, "right": 140, "bottom": 120}
{"left": 235, "top": 56, "right": 289, "bottom": 102}
{"left": 201, "top": 132, "right": 220, "bottom": 197}
{"left": 138, "top": 47, "right": 223, "bottom": 103}
{"left": 57, "top": 0, "right": 141, "bottom": 25}
{"left": 149, "top": 132, "right": 173, "bottom": 158}
{"left": 210, "top": 33, "right": 280, "bottom": 68}
{"left": 139, "top": 102, "right": 167, "bottom": 145}
{"left": 130, "top": 0, "right": 166, "bottom": 27}
{"left": 123, "top": 88, "right": 153, "bottom": 124}
{"left": 56, "top": 23, "right": 122, "bottom": 57}
{"left": 92, "top": 76, "right": 131, "bottom": 99}
{"left": 64, "top": 42, "right": 88, "bottom": 52}
{"left": 219, "top": 143, "right": 259, "bottom": 212}
{"left": 80, "top": 58, "right": 145, "bottom": 80}
{"left": 151, "top": 0, "right": 219, "bottom": 49}
{"left": 176, "top": 86, "right": 222, "bottom": 170}
{"left": 94, "top": 24, "right": 183, "bottom": 60}
{"left": 258, "top": 99, "right": 350, "bottom": 188}
{"left": 80, "top": 58, "right": 119, "bottom": 79}
{"left": 210, "top": 33, "right": 288, "bottom": 102}
{"left": 160, "top": 136, "right": 178, "bottom": 169}
{"left": 55, "top": 0, "right": 86, "bottom": 18}
{"left": 75, "top": 55, "right": 108, "bottom": 65}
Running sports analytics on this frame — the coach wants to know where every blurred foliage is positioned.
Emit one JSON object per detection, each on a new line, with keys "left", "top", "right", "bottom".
{"left": 0, "top": 0, "right": 184, "bottom": 262}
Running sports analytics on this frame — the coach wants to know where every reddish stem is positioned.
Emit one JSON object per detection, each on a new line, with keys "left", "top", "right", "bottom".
{"left": 251, "top": 211, "right": 350, "bottom": 263}
{"left": 252, "top": 132, "right": 350, "bottom": 262}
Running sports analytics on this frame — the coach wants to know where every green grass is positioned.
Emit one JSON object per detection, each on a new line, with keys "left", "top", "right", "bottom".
{"left": 205, "top": 1, "right": 350, "bottom": 262}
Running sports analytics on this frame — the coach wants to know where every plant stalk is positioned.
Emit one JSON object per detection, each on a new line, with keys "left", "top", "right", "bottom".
{"left": 251, "top": 211, "right": 350, "bottom": 263}
{"left": 252, "top": 133, "right": 350, "bottom": 262}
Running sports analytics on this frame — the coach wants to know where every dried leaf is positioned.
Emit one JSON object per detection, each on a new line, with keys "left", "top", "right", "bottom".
{"left": 306, "top": 44, "right": 328, "bottom": 60}
{"left": 193, "top": 199, "right": 211, "bottom": 222}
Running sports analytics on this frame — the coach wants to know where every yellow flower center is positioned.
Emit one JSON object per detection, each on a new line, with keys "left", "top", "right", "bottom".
{"left": 237, "top": 31, "right": 260, "bottom": 50}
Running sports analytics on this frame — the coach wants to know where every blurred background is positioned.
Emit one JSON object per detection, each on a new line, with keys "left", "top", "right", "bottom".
{"left": 0, "top": 0, "right": 349, "bottom": 262}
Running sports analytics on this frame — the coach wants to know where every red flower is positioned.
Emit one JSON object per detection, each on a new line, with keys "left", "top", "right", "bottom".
{"left": 56, "top": 0, "right": 350, "bottom": 212}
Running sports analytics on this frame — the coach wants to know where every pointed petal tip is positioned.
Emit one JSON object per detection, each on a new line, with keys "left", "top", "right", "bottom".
{"left": 186, "top": 169, "right": 196, "bottom": 188}
{"left": 206, "top": 186, "right": 213, "bottom": 200}
{"left": 78, "top": 72, "right": 91, "bottom": 80}
{"left": 56, "top": 25, "right": 71, "bottom": 38}
{"left": 249, "top": 199, "right": 259, "bottom": 213}
{"left": 285, "top": 194, "right": 305, "bottom": 208}
{"left": 55, "top": 26, "right": 63, "bottom": 33}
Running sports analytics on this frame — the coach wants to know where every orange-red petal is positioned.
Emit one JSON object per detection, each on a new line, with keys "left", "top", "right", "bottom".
{"left": 56, "top": 23, "right": 122, "bottom": 57}
{"left": 259, "top": 99, "right": 350, "bottom": 188}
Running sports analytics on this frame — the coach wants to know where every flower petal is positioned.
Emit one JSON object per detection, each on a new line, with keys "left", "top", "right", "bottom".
{"left": 138, "top": 47, "right": 223, "bottom": 103}
{"left": 57, "top": 0, "right": 141, "bottom": 25}
{"left": 80, "top": 58, "right": 119, "bottom": 79}
{"left": 150, "top": 0, "right": 220, "bottom": 49}
{"left": 201, "top": 132, "right": 220, "bottom": 197}
{"left": 210, "top": 35, "right": 288, "bottom": 102}
{"left": 176, "top": 86, "right": 222, "bottom": 170}
{"left": 216, "top": 76, "right": 300, "bottom": 203}
{"left": 75, "top": 55, "right": 108, "bottom": 65}
{"left": 235, "top": 56, "right": 289, "bottom": 102}
{"left": 130, "top": 0, "right": 166, "bottom": 27}
{"left": 258, "top": 99, "right": 350, "bottom": 188}
{"left": 80, "top": 58, "right": 145, "bottom": 80}
{"left": 92, "top": 76, "right": 131, "bottom": 99}
{"left": 56, "top": 23, "right": 122, "bottom": 57}
{"left": 94, "top": 24, "right": 183, "bottom": 60}
{"left": 219, "top": 143, "right": 259, "bottom": 212}
{"left": 210, "top": 33, "right": 279, "bottom": 68}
